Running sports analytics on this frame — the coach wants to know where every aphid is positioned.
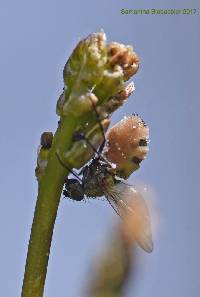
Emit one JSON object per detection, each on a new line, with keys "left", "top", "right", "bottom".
{"left": 57, "top": 114, "right": 153, "bottom": 253}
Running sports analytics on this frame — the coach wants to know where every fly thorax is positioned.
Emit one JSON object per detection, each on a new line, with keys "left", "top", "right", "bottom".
{"left": 82, "top": 161, "right": 114, "bottom": 198}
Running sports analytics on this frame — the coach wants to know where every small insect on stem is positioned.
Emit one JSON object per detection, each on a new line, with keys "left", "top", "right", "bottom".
{"left": 57, "top": 112, "right": 153, "bottom": 253}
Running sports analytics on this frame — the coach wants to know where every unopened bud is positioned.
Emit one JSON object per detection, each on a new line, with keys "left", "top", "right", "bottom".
{"left": 40, "top": 132, "right": 53, "bottom": 149}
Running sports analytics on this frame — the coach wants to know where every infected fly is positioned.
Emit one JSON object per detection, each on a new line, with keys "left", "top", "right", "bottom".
{"left": 57, "top": 113, "right": 153, "bottom": 253}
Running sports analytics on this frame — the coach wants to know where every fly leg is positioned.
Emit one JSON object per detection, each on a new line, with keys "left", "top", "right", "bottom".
{"left": 89, "top": 97, "right": 107, "bottom": 154}
{"left": 55, "top": 151, "right": 84, "bottom": 201}
{"left": 55, "top": 151, "right": 82, "bottom": 182}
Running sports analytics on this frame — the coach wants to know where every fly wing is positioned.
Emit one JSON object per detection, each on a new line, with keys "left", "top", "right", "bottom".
{"left": 104, "top": 182, "right": 153, "bottom": 253}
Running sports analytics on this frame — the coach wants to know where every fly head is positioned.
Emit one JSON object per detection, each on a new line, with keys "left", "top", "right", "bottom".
{"left": 63, "top": 178, "right": 84, "bottom": 201}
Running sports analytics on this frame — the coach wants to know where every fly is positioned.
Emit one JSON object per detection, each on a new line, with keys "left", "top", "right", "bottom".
{"left": 56, "top": 114, "right": 153, "bottom": 253}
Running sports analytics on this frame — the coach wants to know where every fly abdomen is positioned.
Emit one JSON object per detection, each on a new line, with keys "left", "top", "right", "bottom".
{"left": 104, "top": 115, "right": 149, "bottom": 178}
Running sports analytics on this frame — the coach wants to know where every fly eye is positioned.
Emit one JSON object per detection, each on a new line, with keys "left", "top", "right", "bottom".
{"left": 139, "top": 139, "right": 148, "bottom": 146}
{"left": 64, "top": 178, "right": 80, "bottom": 186}
{"left": 132, "top": 156, "right": 143, "bottom": 165}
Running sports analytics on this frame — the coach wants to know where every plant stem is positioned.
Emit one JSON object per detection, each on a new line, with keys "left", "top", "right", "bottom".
{"left": 21, "top": 117, "right": 75, "bottom": 297}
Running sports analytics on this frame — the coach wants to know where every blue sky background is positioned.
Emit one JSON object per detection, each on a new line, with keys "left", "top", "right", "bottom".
{"left": 0, "top": 0, "right": 199, "bottom": 296}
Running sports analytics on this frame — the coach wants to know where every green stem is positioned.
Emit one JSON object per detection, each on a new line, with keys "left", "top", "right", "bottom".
{"left": 21, "top": 117, "right": 75, "bottom": 297}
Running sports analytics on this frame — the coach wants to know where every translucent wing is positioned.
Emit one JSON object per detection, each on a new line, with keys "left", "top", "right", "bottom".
{"left": 104, "top": 182, "right": 153, "bottom": 253}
